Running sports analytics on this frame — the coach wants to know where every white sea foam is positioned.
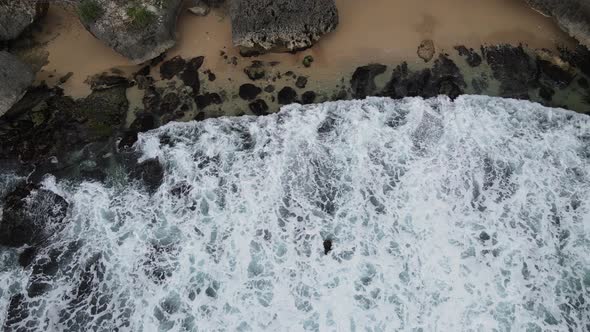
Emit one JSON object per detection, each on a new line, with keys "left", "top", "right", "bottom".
{"left": 0, "top": 96, "right": 589, "bottom": 331}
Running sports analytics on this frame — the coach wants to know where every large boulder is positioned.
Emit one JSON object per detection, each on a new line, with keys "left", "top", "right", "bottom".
{"left": 229, "top": 0, "right": 339, "bottom": 53}
{"left": 0, "top": 1, "right": 48, "bottom": 41}
{"left": 0, "top": 52, "right": 34, "bottom": 118}
{"left": 77, "top": 0, "right": 184, "bottom": 63}
{"left": 524, "top": 0, "right": 590, "bottom": 48}
{"left": 0, "top": 184, "right": 69, "bottom": 247}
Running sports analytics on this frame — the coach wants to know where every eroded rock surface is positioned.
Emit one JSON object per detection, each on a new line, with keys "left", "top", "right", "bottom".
{"left": 0, "top": 0, "right": 48, "bottom": 41}
{"left": 0, "top": 51, "right": 34, "bottom": 118}
{"left": 229, "top": 0, "right": 339, "bottom": 53}
{"left": 78, "top": 0, "right": 184, "bottom": 63}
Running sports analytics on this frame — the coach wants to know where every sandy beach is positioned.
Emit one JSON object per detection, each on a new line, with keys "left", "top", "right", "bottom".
{"left": 31, "top": 0, "right": 575, "bottom": 98}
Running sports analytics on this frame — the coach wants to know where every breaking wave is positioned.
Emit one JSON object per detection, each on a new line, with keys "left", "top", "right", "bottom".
{"left": 1, "top": 96, "right": 589, "bottom": 331}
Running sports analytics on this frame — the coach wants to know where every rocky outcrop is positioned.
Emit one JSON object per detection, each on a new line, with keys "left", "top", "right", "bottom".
{"left": 525, "top": 0, "right": 590, "bottom": 48}
{"left": 0, "top": 184, "right": 69, "bottom": 247}
{"left": 77, "top": 0, "right": 184, "bottom": 63}
{"left": 0, "top": 1, "right": 48, "bottom": 41}
{"left": 229, "top": 0, "right": 339, "bottom": 53}
{"left": 0, "top": 52, "right": 34, "bottom": 118}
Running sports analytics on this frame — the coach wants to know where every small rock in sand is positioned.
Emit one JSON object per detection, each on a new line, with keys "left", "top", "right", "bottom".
{"left": 417, "top": 39, "right": 435, "bottom": 62}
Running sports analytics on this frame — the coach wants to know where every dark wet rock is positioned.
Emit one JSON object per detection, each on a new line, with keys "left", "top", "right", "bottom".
{"left": 559, "top": 45, "right": 590, "bottom": 78}
{"left": 0, "top": 1, "right": 48, "bottom": 41}
{"left": 194, "top": 112, "right": 206, "bottom": 121}
{"left": 59, "top": 72, "right": 74, "bottom": 84}
{"left": 302, "top": 91, "right": 317, "bottom": 104}
{"left": 143, "top": 86, "right": 162, "bottom": 113}
{"left": 239, "top": 83, "right": 262, "bottom": 100}
{"left": 119, "top": 112, "right": 157, "bottom": 149}
{"left": 230, "top": 0, "right": 339, "bottom": 53}
{"left": 381, "top": 55, "right": 465, "bottom": 100}
{"left": 170, "top": 181, "right": 193, "bottom": 198}
{"left": 331, "top": 89, "right": 348, "bottom": 101}
{"left": 454, "top": 46, "right": 482, "bottom": 67}
{"left": 0, "top": 85, "right": 128, "bottom": 163}
{"left": 206, "top": 70, "right": 216, "bottom": 81}
{"left": 278, "top": 87, "right": 298, "bottom": 104}
{"left": 88, "top": 73, "right": 132, "bottom": 91}
{"left": 27, "top": 249, "right": 61, "bottom": 297}
{"left": 180, "top": 56, "right": 203, "bottom": 94}
{"left": 78, "top": 0, "right": 184, "bottom": 63}
{"left": 160, "top": 56, "right": 186, "bottom": 79}
{"left": 351, "top": 64, "right": 387, "bottom": 99}
{"left": 579, "top": 77, "right": 589, "bottom": 88}
{"left": 0, "top": 184, "right": 69, "bottom": 247}
{"left": 249, "top": 99, "right": 269, "bottom": 115}
{"left": 539, "top": 85, "right": 555, "bottom": 101}
{"left": 323, "top": 239, "right": 333, "bottom": 255}
{"left": 160, "top": 92, "right": 181, "bottom": 115}
{"left": 418, "top": 39, "right": 435, "bottom": 62}
{"left": 195, "top": 92, "right": 222, "bottom": 109}
{"left": 131, "top": 158, "right": 164, "bottom": 193}
{"left": 303, "top": 55, "right": 314, "bottom": 68}
{"left": 296, "top": 76, "right": 308, "bottom": 89}
{"left": 525, "top": 0, "right": 590, "bottom": 48}
{"left": 479, "top": 231, "right": 491, "bottom": 241}
{"left": 471, "top": 77, "right": 489, "bottom": 94}
{"left": 0, "top": 51, "right": 35, "bottom": 118}
{"left": 537, "top": 56, "right": 574, "bottom": 88}
{"left": 484, "top": 45, "right": 537, "bottom": 99}
{"left": 264, "top": 85, "right": 275, "bottom": 93}
{"left": 244, "top": 61, "right": 265, "bottom": 80}
{"left": 19, "top": 247, "right": 37, "bottom": 268}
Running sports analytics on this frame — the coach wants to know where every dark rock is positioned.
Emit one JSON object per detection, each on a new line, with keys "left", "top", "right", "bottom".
{"left": 230, "top": 0, "right": 339, "bottom": 53}
{"left": 559, "top": 45, "right": 590, "bottom": 77}
{"left": 78, "top": 0, "right": 185, "bottom": 63}
{"left": 195, "top": 92, "right": 222, "bottom": 109}
{"left": 160, "top": 92, "right": 181, "bottom": 115}
{"left": 301, "top": 91, "right": 316, "bottom": 104}
{"left": 0, "top": 184, "right": 69, "bottom": 247}
{"left": 180, "top": 56, "right": 203, "bottom": 94}
{"left": 323, "top": 239, "right": 333, "bottom": 255}
{"left": 206, "top": 70, "right": 216, "bottom": 81}
{"left": 579, "top": 77, "right": 589, "bottom": 88}
{"left": 131, "top": 158, "right": 164, "bottom": 193}
{"left": 239, "top": 83, "right": 262, "bottom": 100}
{"left": 264, "top": 85, "right": 275, "bottom": 93}
{"left": 143, "top": 86, "right": 162, "bottom": 113}
{"left": 3, "top": 294, "right": 29, "bottom": 330}
{"left": 248, "top": 99, "right": 269, "bottom": 115}
{"left": 539, "top": 85, "right": 555, "bottom": 101}
{"left": 351, "top": 64, "right": 387, "bottom": 99}
{"left": 0, "top": 51, "right": 35, "bottom": 118}
{"left": 160, "top": 56, "right": 186, "bottom": 79}
{"left": 303, "top": 55, "right": 314, "bottom": 68}
{"left": 278, "top": 87, "right": 298, "bottom": 104}
{"left": 0, "top": 1, "right": 48, "bottom": 41}
{"left": 194, "top": 112, "right": 206, "bottom": 121}
{"left": 454, "top": 46, "right": 482, "bottom": 67}
{"left": 18, "top": 246, "right": 37, "bottom": 267}
{"left": 484, "top": 45, "right": 537, "bottom": 99}
{"left": 537, "top": 56, "right": 574, "bottom": 88}
{"left": 471, "top": 77, "right": 489, "bottom": 94}
{"left": 119, "top": 112, "right": 157, "bottom": 149}
{"left": 88, "top": 74, "right": 132, "bottom": 91}
{"left": 244, "top": 61, "right": 265, "bottom": 80}
{"left": 479, "top": 231, "right": 491, "bottom": 241}
{"left": 295, "top": 76, "right": 308, "bottom": 89}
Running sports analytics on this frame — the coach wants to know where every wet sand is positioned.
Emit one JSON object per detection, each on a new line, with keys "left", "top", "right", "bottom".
{"left": 31, "top": 0, "right": 576, "bottom": 98}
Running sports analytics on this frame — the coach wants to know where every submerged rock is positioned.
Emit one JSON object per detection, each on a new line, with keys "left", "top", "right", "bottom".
{"left": 454, "top": 46, "right": 482, "bottom": 67}
{"left": 524, "top": 0, "right": 590, "bottom": 48}
{"left": 249, "top": 99, "right": 269, "bottom": 115}
{"left": 0, "top": 1, "right": 48, "bottom": 41}
{"left": 77, "top": 0, "right": 184, "bottom": 63}
{"left": 131, "top": 158, "right": 164, "bottom": 193}
{"left": 229, "top": 0, "right": 339, "bottom": 53}
{"left": 351, "top": 64, "right": 387, "bottom": 99}
{"left": 0, "top": 51, "right": 34, "bottom": 118}
{"left": 0, "top": 184, "right": 69, "bottom": 247}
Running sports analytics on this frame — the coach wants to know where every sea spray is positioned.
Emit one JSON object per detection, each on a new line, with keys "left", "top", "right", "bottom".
{"left": 0, "top": 96, "right": 589, "bottom": 331}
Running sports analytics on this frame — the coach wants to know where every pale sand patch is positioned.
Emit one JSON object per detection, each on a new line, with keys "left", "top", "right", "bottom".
{"left": 35, "top": 0, "right": 576, "bottom": 98}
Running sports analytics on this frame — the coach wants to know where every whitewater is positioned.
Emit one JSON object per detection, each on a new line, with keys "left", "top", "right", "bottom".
{"left": 0, "top": 96, "right": 589, "bottom": 331}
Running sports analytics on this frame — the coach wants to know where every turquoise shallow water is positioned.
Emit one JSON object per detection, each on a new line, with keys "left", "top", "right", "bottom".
{"left": 0, "top": 96, "right": 589, "bottom": 331}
